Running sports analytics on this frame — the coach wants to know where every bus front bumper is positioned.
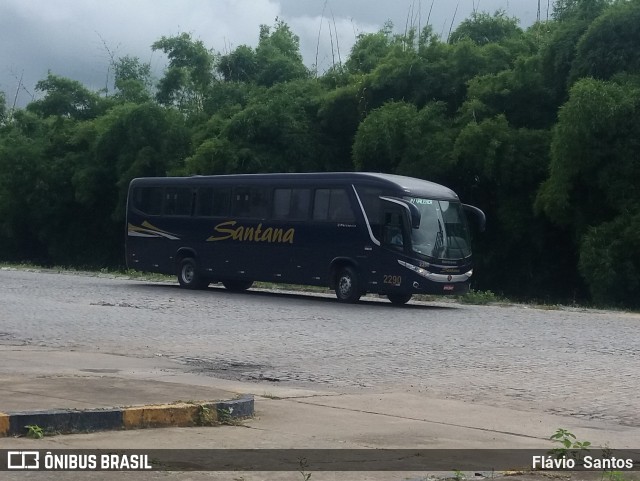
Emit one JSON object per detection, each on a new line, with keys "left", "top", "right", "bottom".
{"left": 398, "top": 260, "right": 472, "bottom": 295}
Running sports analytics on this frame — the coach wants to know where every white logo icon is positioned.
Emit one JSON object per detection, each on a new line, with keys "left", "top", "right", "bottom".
{"left": 7, "top": 451, "right": 40, "bottom": 470}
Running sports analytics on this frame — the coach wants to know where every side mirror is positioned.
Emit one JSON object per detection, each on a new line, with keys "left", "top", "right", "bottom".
{"left": 463, "top": 204, "right": 486, "bottom": 232}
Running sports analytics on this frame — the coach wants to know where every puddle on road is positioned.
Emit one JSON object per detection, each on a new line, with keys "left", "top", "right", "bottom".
{"left": 175, "top": 355, "right": 277, "bottom": 380}
{"left": 172, "top": 355, "right": 352, "bottom": 387}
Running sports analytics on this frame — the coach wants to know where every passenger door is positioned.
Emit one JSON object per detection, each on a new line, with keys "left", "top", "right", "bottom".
{"left": 379, "top": 200, "right": 411, "bottom": 292}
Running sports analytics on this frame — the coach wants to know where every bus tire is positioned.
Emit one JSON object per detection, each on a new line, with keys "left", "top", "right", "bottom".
{"left": 387, "top": 293, "right": 412, "bottom": 305}
{"left": 335, "top": 266, "right": 361, "bottom": 303}
{"left": 222, "top": 280, "right": 254, "bottom": 292}
{"left": 178, "top": 257, "right": 208, "bottom": 289}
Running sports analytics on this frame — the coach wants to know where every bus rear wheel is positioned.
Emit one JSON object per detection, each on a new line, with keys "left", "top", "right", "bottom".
{"left": 178, "top": 257, "right": 209, "bottom": 290}
{"left": 222, "top": 280, "right": 254, "bottom": 292}
{"left": 387, "top": 293, "right": 412, "bottom": 305}
{"left": 335, "top": 266, "right": 361, "bottom": 303}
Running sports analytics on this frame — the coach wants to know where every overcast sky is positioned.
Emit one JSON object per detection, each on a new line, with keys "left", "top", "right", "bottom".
{"left": 1, "top": 0, "right": 540, "bottom": 108}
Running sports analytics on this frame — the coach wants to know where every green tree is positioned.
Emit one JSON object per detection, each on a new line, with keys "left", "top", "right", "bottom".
{"left": 420, "top": 34, "right": 532, "bottom": 112}
{"left": 449, "top": 10, "right": 522, "bottom": 45}
{"left": 0, "top": 101, "right": 190, "bottom": 267}
{"left": 0, "top": 91, "right": 6, "bottom": 124}
{"left": 27, "top": 73, "right": 108, "bottom": 120}
{"left": 536, "top": 76, "right": 640, "bottom": 232}
{"left": 352, "top": 101, "right": 418, "bottom": 173}
{"left": 0, "top": 112, "right": 48, "bottom": 261}
{"left": 152, "top": 33, "right": 215, "bottom": 112}
{"left": 218, "top": 45, "right": 258, "bottom": 83}
{"left": 360, "top": 46, "right": 429, "bottom": 111}
{"left": 345, "top": 22, "right": 394, "bottom": 74}
{"left": 552, "top": 0, "right": 611, "bottom": 22}
{"left": 253, "top": 20, "right": 308, "bottom": 87}
{"left": 0, "top": 109, "right": 112, "bottom": 265}
{"left": 453, "top": 116, "right": 571, "bottom": 299}
{"left": 90, "top": 102, "right": 190, "bottom": 221}
{"left": 112, "top": 56, "right": 153, "bottom": 103}
{"left": 183, "top": 137, "right": 244, "bottom": 175}
{"left": 536, "top": 75, "right": 640, "bottom": 303}
{"left": 579, "top": 213, "right": 640, "bottom": 307}
{"left": 541, "top": 0, "right": 611, "bottom": 104}
{"left": 317, "top": 84, "right": 363, "bottom": 171}
{"left": 463, "top": 54, "right": 556, "bottom": 129}
{"left": 187, "top": 80, "right": 325, "bottom": 174}
{"left": 570, "top": 0, "right": 640, "bottom": 81}
{"left": 398, "top": 102, "right": 456, "bottom": 181}
{"left": 352, "top": 100, "right": 456, "bottom": 179}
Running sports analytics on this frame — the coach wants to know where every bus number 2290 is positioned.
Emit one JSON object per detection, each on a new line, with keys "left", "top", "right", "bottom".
{"left": 383, "top": 275, "right": 402, "bottom": 286}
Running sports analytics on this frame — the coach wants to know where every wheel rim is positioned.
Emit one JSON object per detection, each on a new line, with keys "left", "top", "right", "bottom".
{"left": 338, "top": 274, "right": 352, "bottom": 298}
{"left": 182, "top": 264, "right": 195, "bottom": 284}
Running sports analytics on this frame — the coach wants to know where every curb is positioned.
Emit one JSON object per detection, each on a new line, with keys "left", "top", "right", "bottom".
{"left": 0, "top": 395, "right": 254, "bottom": 437}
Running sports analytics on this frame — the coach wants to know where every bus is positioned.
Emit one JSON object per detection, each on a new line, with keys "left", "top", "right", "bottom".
{"left": 125, "top": 172, "right": 485, "bottom": 304}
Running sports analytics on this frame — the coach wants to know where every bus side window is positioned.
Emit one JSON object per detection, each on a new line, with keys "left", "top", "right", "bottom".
{"left": 383, "top": 212, "right": 405, "bottom": 249}
{"left": 313, "top": 189, "right": 355, "bottom": 222}
{"left": 313, "top": 189, "right": 330, "bottom": 220}
{"left": 273, "top": 189, "right": 292, "bottom": 219}
{"left": 274, "top": 188, "right": 310, "bottom": 220}
{"left": 233, "top": 187, "right": 269, "bottom": 219}
{"left": 164, "top": 188, "right": 192, "bottom": 216}
{"left": 197, "top": 187, "right": 231, "bottom": 217}
{"left": 211, "top": 188, "right": 231, "bottom": 216}
{"left": 134, "top": 187, "right": 163, "bottom": 215}
{"left": 290, "top": 189, "right": 310, "bottom": 220}
{"left": 196, "top": 188, "right": 214, "bottom": 216}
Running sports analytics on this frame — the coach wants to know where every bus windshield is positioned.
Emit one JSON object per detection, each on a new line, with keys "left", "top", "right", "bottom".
{"left": 406, "top": 198, "right": 472, "bottom": 260}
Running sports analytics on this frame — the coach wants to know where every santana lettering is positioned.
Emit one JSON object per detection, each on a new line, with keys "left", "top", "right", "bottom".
{"left": 207, "top": 221, "right": 295, "bottom": 244}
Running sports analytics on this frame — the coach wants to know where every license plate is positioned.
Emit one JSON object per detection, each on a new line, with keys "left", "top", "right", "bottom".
{"left": 443, "top": 285, "right": 455, "bottom": 291}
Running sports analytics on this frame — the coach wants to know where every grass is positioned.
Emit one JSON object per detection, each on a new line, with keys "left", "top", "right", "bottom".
{"left": 254, "top": 281, "right": 331, "bottom": 294}
{"left": 0, "top": 262, "right": 174, "bottom": 283}
{"left": 457, "top": 289, "right": 499, "bottom": 305}
{"left": 261, "top": 392, "right": 282, "bottom": 400}
{"left": 25, "top": 424, "right": 44, "bottom": 439}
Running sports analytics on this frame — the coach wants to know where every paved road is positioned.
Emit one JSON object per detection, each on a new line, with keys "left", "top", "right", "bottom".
{"left": 1, "top": 268, "right": 639, "bottom": 427}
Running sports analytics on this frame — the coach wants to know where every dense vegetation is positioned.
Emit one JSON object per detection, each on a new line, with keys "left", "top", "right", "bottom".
{"left": 1, "top": 0, "right": 639, "bottom": 307}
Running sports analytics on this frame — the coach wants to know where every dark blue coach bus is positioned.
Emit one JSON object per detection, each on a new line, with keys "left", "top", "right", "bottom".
{"left": 125, "top": 172, "right": 485, "bottom": 304}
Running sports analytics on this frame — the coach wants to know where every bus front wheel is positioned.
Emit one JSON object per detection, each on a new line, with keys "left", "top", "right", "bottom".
{"left": 387, "top": 293, "right": 412, "bottom": 305}
{"left": 178, "top": 257, "right": 208, "bottom": 290}
{"left": 335, "top": 266, "right": 361, "bottom": 303}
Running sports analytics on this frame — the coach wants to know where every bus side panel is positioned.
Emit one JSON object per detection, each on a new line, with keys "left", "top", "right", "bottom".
{"left": 301, "top": 222, "right": 372, "bottom": 287}
{"left": 193, "top": 218, "right": 370, "bottom": 287}
{"left": 126, "top": 212, "right": 185, "bottom": 276}
{"left": 196, "top": 218, "right": 298, "bottom": 282}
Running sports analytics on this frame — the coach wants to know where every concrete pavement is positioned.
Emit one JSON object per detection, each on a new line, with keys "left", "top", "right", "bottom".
{"left": 0, "top": 347, "right": 253, "bottom": 436}
{"left": 2, "top": 345, "right": 639, "bottom": 447}
{"left": 1, "top": 345, "right": 639, "bottom": 480}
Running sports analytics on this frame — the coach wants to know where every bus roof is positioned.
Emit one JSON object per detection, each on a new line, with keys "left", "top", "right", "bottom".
{"left": 130, "top": 172, "right": 460, "bottom": 201}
